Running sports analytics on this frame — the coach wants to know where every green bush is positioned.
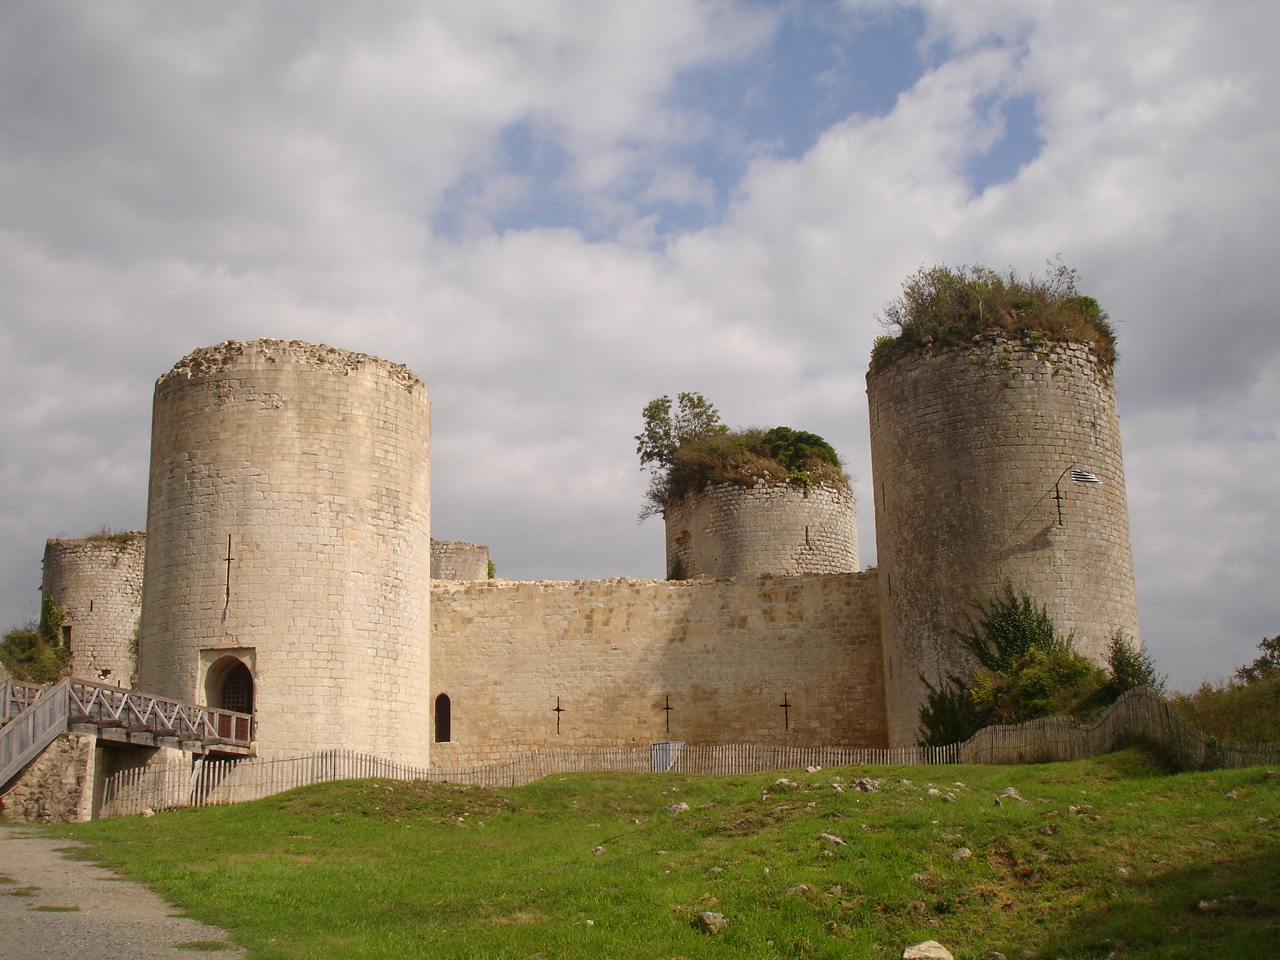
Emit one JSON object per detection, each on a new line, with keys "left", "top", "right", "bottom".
{"left": 0, "top": 593, "right": 72, "bottom": 683}
{"left": 1171, "top": 676, "right": 1280, "bottom": 743}
{"left": 873, "top": 261, "right": 1116, "bottom": 373}
{"left": 969, "top": 646, "right": 1107, "bottom": 727}
{"left": 917, "top": 586, "right": 1149, "bottom": 747}
{"left": 0, "top": 626, "right": 70, "bottom": 683}
{"left": 636, "top": 394, "right": 848, "bottom": 519}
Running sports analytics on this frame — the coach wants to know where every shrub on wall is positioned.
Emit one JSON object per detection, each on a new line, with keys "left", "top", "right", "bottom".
{"left": 872, "top": 261, "right": 1116, "bottom": 374}
{"left": 637, "top": 394, "right": 849, "bottom": 520}
{"left": 917, "top": 586, "right": 1154, "bottom": 747}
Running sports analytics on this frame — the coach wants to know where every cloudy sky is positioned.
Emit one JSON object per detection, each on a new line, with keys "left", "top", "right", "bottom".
{"left": 1, "top": 0, "right": 1276, "bottom": 689}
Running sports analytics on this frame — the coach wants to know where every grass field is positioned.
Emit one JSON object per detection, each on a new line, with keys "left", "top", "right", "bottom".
{"left": 50, "top": 750, "right": 1280, "bottom": 960}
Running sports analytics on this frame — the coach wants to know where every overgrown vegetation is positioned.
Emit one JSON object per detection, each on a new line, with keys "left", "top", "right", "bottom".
{"left": 637, "top": 393, "right": 848, "bottom": 521}
{"left": 55, "top": 753, "right": 1280, "bottom": 959}
{"left": 82, "top": 525, "right": 142, "bottom": 547}
{"left": 1171, "top": 635, "right": 1280, "bottom": 743}
{"left": 918, "top": 586, "right": 1163, "bottom": 747}
{"left": 0, "top": 593, "right": 70, "bottom": 683}
{"left": 871, "top": 262, "right": 1117, "bottom": 373}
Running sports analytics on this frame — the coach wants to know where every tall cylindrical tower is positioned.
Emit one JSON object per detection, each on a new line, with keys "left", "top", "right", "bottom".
{"left": 138, "top": 339, "right": 432, "bottom": 764}
{"left": 664, "top": 482, "right": 857, "bottom": 579}
{"left": 41, "top": 533, "right": 145, "bottom": 684}
{"left": 868, "top": 335, "right": 1139, "bottom": 745}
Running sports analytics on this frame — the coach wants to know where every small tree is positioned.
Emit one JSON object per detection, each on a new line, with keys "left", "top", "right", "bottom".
{"left": 1234, "top": 634, "right": 1280, "bottom": 684}
{"left": 954, "top": 583, "right": 1064, "bottom": 670}
{"left": 635, "top": 392, "right": 727, "bottom": 472}
{"left": 1099, "top": 632, "right": 1166, "bottom": 699}
{"left": 636, "top": 394, "right": 848, "bottom": 521}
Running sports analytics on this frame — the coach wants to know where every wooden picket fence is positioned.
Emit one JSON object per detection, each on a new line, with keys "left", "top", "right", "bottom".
{"left": 97, "top": 687, "right": 1278, "bottom": 818}
{"left": 959, "top": 685, "right": 1280, "bottom": 769}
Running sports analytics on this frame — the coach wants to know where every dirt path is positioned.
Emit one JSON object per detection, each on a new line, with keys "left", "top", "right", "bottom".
{"left": 0, "top": 824, "right": 246, "bottom": 960}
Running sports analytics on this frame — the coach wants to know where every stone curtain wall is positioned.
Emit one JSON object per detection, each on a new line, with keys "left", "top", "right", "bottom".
{"left": 139, "top": 340, "right": 433, "bottom": 765}
{"left": 665, "top": 482, "right": 858, "bottom": 579}
{"left": 41, "top": 535, "right": 145, "bottom": 684}
{"left": 430, "top": 539, "right": 489, "bottom": 580}
{"left": 430, "top": 572, "right": 885, "bottom": 766}
{"left": 868, "top": 337, "right": 1140, "bottom": 746}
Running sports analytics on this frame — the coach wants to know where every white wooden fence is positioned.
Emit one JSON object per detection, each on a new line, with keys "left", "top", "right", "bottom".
{"left": 97, "top": 687, "right": 1279, "bottom": 818}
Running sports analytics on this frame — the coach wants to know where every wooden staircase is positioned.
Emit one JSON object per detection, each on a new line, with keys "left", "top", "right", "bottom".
{"left": 1, "top": 677, "right": 252, "bottom": 789}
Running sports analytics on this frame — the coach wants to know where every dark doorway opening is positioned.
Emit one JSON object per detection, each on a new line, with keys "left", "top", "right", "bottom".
{"left": 220, "top": 661, "right": 254, "bottom": 714}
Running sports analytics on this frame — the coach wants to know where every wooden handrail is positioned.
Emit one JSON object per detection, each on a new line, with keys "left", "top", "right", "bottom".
{"left": 67, "top": 679, "right": 252, "bottom": 747}
{"left": 1, "top": 679, "right": 70, "bottom": 786}
{"left": 2, "top": 679, "right": 48, "bottom": 725}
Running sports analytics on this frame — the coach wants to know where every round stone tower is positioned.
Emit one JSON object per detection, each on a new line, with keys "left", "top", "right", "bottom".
{"left": 138, "top": 339, "right": 432, "bottom": 764}
{"left": 41, "top": 533, "right": 145, "bottom": 684}
{"left": 664, "top": 482, "right": 857, "bottom": 579}
{"left": 868, "top": 335, "right": 1139, "bottom": 745}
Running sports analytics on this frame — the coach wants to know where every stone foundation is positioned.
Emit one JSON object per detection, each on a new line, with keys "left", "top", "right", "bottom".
{"left": 0, "top": 733, "right": 96, "bottom": 824}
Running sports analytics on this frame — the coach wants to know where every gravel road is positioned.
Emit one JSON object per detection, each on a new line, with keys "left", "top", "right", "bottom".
{"left": 0, "top": 824, "right": 245, "bottom": 960}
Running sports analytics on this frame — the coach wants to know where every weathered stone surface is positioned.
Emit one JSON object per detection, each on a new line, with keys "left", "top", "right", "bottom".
{"left": 430, "top": 571, "right": 886, "bottom": 767}
{"left": 665, "top": 481, "right": 857, "bottom": 579}
{"left": 693, "top": 911, "right": 727, "bottom": 934}
{"left": 139, "top": 339, "right": 432, "bottom": 766}
{"left": 902, "top": 940, "right": 954, "bottom": 959}
{"left": 431, "top": 539, "right": 489, "bottom": 581}
{"left": 42, "top": 535, "right": 145, "bottom": 684}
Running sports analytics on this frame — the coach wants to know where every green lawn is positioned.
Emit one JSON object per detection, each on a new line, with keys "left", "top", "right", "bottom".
{"left": 50, "top": 750, "right": 1280, "bottom": 959}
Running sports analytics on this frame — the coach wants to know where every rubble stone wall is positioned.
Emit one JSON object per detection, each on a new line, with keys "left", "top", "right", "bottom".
{"left": 0, "top": 733, "right": 95, "bottom": 824}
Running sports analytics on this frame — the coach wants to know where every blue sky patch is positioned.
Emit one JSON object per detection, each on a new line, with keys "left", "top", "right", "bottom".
{"left": 966, "top": 93, "right": 1044, "bottom": 194}
{"left": 438, "top": 2, "right": 929, "bottom": 240}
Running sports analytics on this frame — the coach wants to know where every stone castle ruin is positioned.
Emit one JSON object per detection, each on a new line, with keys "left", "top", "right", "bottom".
{"left": 23, "top": 322, "right": 1139, "bottom": 776}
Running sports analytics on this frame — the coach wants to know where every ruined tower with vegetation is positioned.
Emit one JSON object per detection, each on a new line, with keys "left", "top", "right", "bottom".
{"left": 638, "top": 393, "right": 857, "bottom": 579}
{"left": 867, "top": 265, "right": 1140, "bottom": 745}
{"left": 41, "top": 532, "right": 145, "bottom": 685}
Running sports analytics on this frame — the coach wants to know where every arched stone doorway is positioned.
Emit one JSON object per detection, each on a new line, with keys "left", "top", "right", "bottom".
{"left": 220, "top": 661, "right": 254, "bottom": 714}
{"left": 205, "top": 656, "right": 255, "bottom": 715}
